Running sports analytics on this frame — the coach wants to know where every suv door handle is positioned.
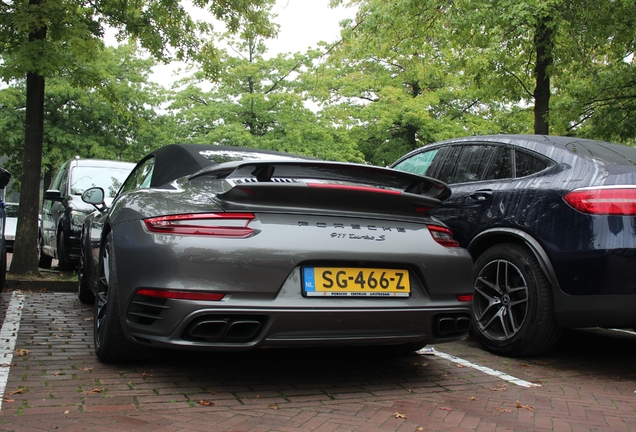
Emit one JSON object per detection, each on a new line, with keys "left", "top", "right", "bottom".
{"left": 469, "top": 190, "right": 493, "bottom": 201}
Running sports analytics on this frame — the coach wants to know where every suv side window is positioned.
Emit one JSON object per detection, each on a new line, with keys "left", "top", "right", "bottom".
{"left": 120, "top": 157, "right": 155, "bottom": 194}
{"left": 515, "top": 150, "right": 549, "bottom": 177}
{"left": 483, "top": 146, "right": 513, "bottom": 180}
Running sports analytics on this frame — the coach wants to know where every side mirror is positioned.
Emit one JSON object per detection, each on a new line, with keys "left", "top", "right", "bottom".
{"left": 82, "top": 187, "right": 107, "bottom": 211}
{"left": 43, "top": 189, "right": 64, "bottom": 202}
{"left": 0, "top": 168, "right": 11, "bottom": 189}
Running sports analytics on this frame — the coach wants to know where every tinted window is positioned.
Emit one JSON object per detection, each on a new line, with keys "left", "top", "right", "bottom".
{"left": 120, "top": 157, "right": 155, "bottom": 194}
{"left": 430, "top": 146, "right": 462, "bottom": 183}
{"left": 516, "top": 150, "right": 549, "bottom": 177}
{"left": 448, "top": 145, "right": 497, "bottom": 183}
{"left": 484, "top": 146, "right": 513, "bottom": 180}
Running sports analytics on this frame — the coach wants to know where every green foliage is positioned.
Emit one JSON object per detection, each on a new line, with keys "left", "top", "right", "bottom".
{"left": 0, "top": 44, "right": 165, "bottom": 185}
{"left": 162, "top": 30, "right": 365, "bottom": 163}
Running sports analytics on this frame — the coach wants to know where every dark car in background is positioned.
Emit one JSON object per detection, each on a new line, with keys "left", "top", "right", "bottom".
{"left": 78, "top": 144, "right": 474, "bottom": 363}
{"left": 39, "top": 157, "right": 135, "bottom": 271}
{"left": 391, "top": 134, "right": 636, "bottom": 357}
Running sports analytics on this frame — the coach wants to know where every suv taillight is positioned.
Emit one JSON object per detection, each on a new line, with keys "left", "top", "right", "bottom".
{"left": 563, "top": 187, "right": 636, "bottom": 215}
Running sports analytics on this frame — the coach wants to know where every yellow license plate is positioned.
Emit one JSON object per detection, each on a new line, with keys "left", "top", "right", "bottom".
{"left": 303, "top": 267, "right": 410, "bottom": 297}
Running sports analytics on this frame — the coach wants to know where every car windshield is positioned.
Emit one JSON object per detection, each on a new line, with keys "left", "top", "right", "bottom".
{"left": 70, "top": 167, "right": 131, "bottom": 197}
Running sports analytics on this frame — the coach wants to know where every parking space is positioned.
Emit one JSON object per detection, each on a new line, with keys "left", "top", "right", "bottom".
{"left": 0, "top": 290, "right": 634, "bottom": 431}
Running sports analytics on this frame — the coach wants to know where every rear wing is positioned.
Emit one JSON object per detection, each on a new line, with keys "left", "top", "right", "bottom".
{"left": 191, "top": 161, "right": 451, "bottom": 220}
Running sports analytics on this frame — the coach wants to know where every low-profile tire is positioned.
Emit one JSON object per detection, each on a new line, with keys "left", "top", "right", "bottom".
{"left": 94, "top": 232, "right": 140, "bottom": 363}
{"left": 77, "top": 242, "right": 94, "bottom": 304}
{"left": 57, "top": 230, "right": 74, "bottom": 271}
{"left": 38, "top": 235, "right": 52, "bottom": 269}
{"left": 471, "top": 243, "right": 561, "bottom": 357}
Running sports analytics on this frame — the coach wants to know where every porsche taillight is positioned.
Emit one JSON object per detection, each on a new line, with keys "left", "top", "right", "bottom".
{"left": 144, "top": 213, "right": 255, "bottom": 237}
{"left": 563, "top": 187, "right": 636, "bottom": 215}
{"left": 427, "top": 224, "right": 461, "bottom": 247}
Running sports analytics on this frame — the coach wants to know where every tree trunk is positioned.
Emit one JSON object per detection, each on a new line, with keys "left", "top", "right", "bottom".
{"left": 9, "top": 11, "right": 47, "bottom": 276}
{"left": 533, "top": 16, "right": 553, "bottom": 135}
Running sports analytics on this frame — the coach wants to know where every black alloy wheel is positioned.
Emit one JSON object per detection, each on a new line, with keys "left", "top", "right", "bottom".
{"left": 93, "top": 232, "right": 140, "bottom": 363}
{"left": 57, "top": 230, "right": 74, "bottom": 271}
{"left": 471, "top": 243, "right": 561, "bottom": 357}
{"left": 77, "top": 239, "right": 94, "bottom": 304}
{"left": 38, "top": 234, "right": 52, "bottom": 269}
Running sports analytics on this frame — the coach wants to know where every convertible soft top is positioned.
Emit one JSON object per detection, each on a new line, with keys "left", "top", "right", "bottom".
{"left": 147, "top": 144, "right": 313, "bottom": 188}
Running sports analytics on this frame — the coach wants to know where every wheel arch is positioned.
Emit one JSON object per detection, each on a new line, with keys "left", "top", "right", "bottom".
{"left": 467, "top": 228, "right": 560, "bottom": 290}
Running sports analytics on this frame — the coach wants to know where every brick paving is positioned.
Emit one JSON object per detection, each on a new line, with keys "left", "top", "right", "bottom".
{"left": 0, "top": 290, "right": 633, "bottom": 431}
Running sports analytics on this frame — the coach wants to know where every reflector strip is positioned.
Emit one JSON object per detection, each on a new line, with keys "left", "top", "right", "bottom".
{"left": 307, "top": 183, "right": 401, "bottom": 195}
{"left": 136, "top": 289, "right": 225, "bottom": 301}
{"left": 457, "top": 294, "right": 474, "bottom": 302}
{"left": 564, "top": 187, "right": 636, "bottom": 215}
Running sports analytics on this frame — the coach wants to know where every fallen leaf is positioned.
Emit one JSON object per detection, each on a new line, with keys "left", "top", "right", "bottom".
{"left": 416, "top": 427, "right": 425, "bottom": 431}
{"left": 208, "top": 390, "right": 218, "bottom": 395}
{"left": 256, "top": 395, "right": 260, "bottom": 399}
{"left": 393, "top": 412, "right": 406, "bottom": 419}
{"left": 79, "top": 367, "right": 93, "bottom": 372}
{"left": 496, "top": 407, "right": 512, "bottom": 413}
{"left": 83, "top": 318, "right": 93, "bottom": 322}
{"left": 489, "top": 387, "right": 507, "bottom": 392}
{"left": 9, "top": 389, "right": 25, "bottom": 395}
{"left": 14, "top": 349, "right": 30, "bottom": 356}
{"left": 454, "top": 363, "right": 464, "bottom": 368}
{"left": 470, "top": 396, "right": 478, "bottom": 401}
{"left": 0, "top": 363, "right": 17, "bottom": 368}
{"left": 439, "top": 407, "right": 452, "bottom": 411}
{"left": 269, "top": 404, "right": 279, "bottom": 410}
{"left": 516, "top": 401, "right": 534, "bottom": 410}
{"left": 141, "top": 372, "right": 151, "bottom": 378}
{"left": 86, "top": 388, "right": 105, "bottom": 394}
{"left": 64, "top": 410, "right": 70, "bottom": 415}
{"left": 534, "top": 361, "right": 548, "bottom": 366}
{"left": 51, "top": 371, "right": 64, "bottom": 376}
{"left": 198, "top": 400, "right": 214, "bottom": 406}
{"left": 2, "top": 397, "right": 14, "bottom": 403}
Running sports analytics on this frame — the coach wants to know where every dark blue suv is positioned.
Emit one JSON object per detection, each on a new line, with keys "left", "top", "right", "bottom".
{"left": 392, "top": 134, "right": 636, "bottom": 356}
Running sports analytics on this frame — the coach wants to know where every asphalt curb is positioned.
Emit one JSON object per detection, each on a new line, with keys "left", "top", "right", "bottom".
{"left": 5, "top": 278, "right": 76, "bottom": 292}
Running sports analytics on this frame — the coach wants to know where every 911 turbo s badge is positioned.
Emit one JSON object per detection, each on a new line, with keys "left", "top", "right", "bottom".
{"left": 298, "top": 221, "right": 407, "bottom": 242}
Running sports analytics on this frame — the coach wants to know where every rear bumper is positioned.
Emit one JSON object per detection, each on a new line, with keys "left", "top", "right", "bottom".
{"left": 554, "top": 291, "right": 636, "bottom": 328}
{"left": 124, "top": 305, "right": 472, "bottom": 351}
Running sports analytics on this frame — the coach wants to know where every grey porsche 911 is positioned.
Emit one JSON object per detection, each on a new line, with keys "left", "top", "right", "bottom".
{"left": 78, "top": 144, "right": 473, "bottom": 362}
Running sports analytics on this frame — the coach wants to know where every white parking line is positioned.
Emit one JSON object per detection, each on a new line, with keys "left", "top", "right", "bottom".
{"left": 0, "top": 291, "right": 25, "bottom": 410}
{"left": 418, "top": 347, "right": 541, "bottom": 388}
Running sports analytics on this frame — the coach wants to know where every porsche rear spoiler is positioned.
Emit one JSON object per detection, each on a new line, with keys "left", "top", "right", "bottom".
{"left": 191, "top": 161, "right": 450, "bottom": 220}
